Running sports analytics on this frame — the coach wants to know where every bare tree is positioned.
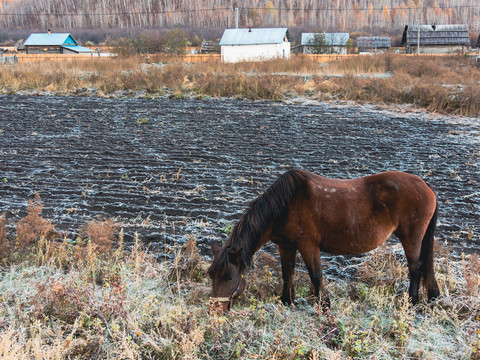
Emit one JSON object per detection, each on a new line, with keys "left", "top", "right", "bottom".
{"left": 0, "top": 0, "right": 478, "bottom": 33}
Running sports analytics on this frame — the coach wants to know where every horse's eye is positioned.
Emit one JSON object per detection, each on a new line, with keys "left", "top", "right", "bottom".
{"left": 226, "top": 271, "right": 235, "bottom": 281}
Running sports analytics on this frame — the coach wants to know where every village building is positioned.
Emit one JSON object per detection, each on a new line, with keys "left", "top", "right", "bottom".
{"left": 401, "top": 24, "right": 470, "bottom": 54}
{"left": 357, "top": 36, "right": 391, "bottom": 53}
{"left": 301, "top": 33, "right": 350, "bottom": 54}
{"left": 200, "top": 40, "right": 220, "bottom": 54}
{"left": 219, "top": 28, "right": 290, "bottom": 63}
{"left": 23, "top": 31, "right": 93, "bottom": 54}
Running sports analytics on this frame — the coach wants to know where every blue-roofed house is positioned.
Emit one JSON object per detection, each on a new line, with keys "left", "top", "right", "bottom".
{"left": 23, "top": 31, "right": 93, "bottom": 54}
{"left": 219, "top": 28, "right": 290, "bottom": 63}
{"left": 301, "top": 33, "right": 350, "bottom": 54}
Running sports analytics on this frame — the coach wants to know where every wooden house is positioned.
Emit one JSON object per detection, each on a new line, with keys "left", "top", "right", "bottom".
{"left": 301, "top": 33, "right": 349, "bottom": 54}
{"left": 401, "top": 24, "right": 470, "bottom": 54}
{"left": 23, "top": 31, "right": 93, "bottom": 54}
{"left": 357, "top": 37, "right": 391, "bottom": 53}
{"left": 219, "top": 28, "right": 290, "bottom": 63}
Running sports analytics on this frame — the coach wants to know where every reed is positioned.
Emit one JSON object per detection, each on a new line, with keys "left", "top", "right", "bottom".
{"left": 1, "top": 54, "right": 479, "bottom": 115}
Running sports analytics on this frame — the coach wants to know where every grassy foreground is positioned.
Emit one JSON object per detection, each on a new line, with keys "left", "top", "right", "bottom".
{"left": 1, "top": 198, "right": 480, "bottom": 359}
{"left": 1, "top": 54, "right": 480, "bottom": 116}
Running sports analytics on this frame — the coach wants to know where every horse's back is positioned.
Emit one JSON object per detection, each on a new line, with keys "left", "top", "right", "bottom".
{"left": 288, "top": 170, "right": 436, "bottom": 255}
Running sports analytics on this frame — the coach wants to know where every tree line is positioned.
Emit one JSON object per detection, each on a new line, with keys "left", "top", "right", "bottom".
{"left": 0, "top": 0, "right": 479, "bottom": 33}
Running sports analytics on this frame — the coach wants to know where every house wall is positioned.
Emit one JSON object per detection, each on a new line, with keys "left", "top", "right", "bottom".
{"left": 358, "top": 48, "right": 389, "bottom": 54}
{"left": 221, "top": 43, "right": 290, "bottom": 63}
{"left": 303, "top": 45, "right": 347, "bottom": 54}
{"left": 407, "top": 45, "right": 467, "bottom": 54}
{"left": 25, "top": 45, "right": 62, "bottom": 54}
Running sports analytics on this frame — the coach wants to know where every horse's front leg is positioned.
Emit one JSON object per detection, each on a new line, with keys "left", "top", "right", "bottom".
{"left": 278, "top": 245, "right": 297, "bottom": 305}
{"left": 299, "top": 244, "right": 330, "bottom": 310}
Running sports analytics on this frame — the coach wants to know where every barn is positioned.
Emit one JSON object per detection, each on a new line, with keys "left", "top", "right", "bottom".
{"left": 301, "top": 33, "right": 349, "bottom": 54}
{"left": 23, "top": 31, "right": 93, "bottom": 54}
{"left": 357, "top": 37, "right": 391, "bottom": 53}
{"left": 401, "top": 24, "right": 470, "bottom": 54}
{"left": 219, "top": 28, "right": 290, "bottom": 63}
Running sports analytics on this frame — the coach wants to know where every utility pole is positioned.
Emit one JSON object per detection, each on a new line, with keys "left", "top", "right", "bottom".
{"left": 235, "top": 7, "right": 239, "bottom": 29}
{"left": 417, "top": 24, "right": 420, "bottom": 55}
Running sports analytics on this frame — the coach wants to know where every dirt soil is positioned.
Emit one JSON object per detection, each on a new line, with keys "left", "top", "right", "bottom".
{"left": 0, "top": 95, "right": 479, "bottom": 266}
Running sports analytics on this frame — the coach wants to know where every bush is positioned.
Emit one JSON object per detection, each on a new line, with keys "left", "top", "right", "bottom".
{"left": 16, "top": 194, "right": 56, "bottom": 253}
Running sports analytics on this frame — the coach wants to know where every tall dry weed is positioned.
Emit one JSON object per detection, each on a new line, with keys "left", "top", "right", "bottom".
{"left": 464, "top": 253, "right": 480, "bottom": 296}
{"left": 358, "top": 245, "right": 406, "bottom": 289}
{"left": 80, "top": 218, "right": 118, "bottom": 253}
{"left": 16, "top": 194, "right": 55, "bottom": 252}
{"left": 0, "top": 216, "right": 9, "bottom": 261}
{"left": 172, "top": 235, "right": 206, "bottom": 284}
{"left": 75, "top": 219, "right": 119, "bottom": 285}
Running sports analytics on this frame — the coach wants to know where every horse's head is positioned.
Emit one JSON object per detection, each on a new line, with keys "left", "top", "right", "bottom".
{"left": 208, "top": 242, "right": 246, "bottom": 314}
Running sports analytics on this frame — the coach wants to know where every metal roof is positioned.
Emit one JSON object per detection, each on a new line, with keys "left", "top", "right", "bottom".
{"left": 220, "top": 28, "right": 290, "bottom": 46}
{"left": 24, "top": 33, "right": 78, "bottom": 46}
{"left": 357, "top": 36, "right": 391, "bottom": 48}
{"left": 62, "top": 45, "right": 94, "bottom": 53}
{"left": 401, "top": 24, "right": 470, "bottom": 46}
{"left": 301, "top": 33, "right": 349, "bottom": 46}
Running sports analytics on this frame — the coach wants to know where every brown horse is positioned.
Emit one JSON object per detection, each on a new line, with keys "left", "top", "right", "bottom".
{"left": 208, "top": 169, "right": 439, "bottom": 313}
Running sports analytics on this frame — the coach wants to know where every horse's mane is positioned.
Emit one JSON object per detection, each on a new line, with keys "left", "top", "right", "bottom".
{"left": 209, "top": 169, "right": 309, "bottom": 275}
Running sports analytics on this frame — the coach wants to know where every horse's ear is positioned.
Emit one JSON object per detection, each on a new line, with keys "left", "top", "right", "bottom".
{"left": 211, "top": 242, "right": 222, "bottom": 259}
{"left": 228, "top": 247, "right": 243, "bottom": 265}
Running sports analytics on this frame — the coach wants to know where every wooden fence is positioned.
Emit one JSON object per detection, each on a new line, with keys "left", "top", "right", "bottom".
{"left": 12, "top": 53, "right": 115, "bottom": 63}
{"left": 183, "top": 53, "right": 220, "bottom": 63}
{"left": 2, "top": 52, "right": 469, "bottom": 65}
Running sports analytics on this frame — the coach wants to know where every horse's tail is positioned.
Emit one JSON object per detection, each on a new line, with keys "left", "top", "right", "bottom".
{"left": 419, "top": 193, "right": 440, "bottom": 301}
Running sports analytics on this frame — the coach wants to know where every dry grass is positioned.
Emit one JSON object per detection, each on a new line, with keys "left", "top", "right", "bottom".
{"left": 1, "top": 54, "right": 480, "bottom": 115}
{"left": 0, "top": 198, "right": 479, "bottom": 359}
{"left": 0, "top": 216, "right": 8, "bottom": 262}
{"left": 80, "top": 219, "right": 118, "bottom": 254}
{"left": 15, "top": 194, "right": 56, "bottom": 253}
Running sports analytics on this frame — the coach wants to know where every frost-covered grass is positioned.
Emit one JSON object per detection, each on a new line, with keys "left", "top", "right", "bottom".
{"left": 0, "top": 200, "right": 479, "bottom": 359}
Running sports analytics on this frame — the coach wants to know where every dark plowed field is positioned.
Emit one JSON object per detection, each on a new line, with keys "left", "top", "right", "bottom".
{"left": 1, "top": 95, "right": 479, "bottom": 263}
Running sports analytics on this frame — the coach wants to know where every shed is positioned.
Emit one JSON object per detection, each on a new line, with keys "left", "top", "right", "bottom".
{"left": 200, "top": 41, "right": 220, "bottom": 54}
{"left": 219, "top": 28, "right": 290, "bottom": 63}
{"left": 301, "top": 33, "right": 349, "bottom": 54}
{"left": 401, "top": 24, "right": 470, "bottom": 54}
{"left": 23, "top": 32, "right": 93, "bottom": 54}
{"left": 357, "top": 37, "right": 391, "bottom": 53}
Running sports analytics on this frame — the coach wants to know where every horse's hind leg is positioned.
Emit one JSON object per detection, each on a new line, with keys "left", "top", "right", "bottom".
{"left": 395, "top": 229, "right": 423, "bottom": 304}
{"left": 396, "top": 222, "right": 439, "bottom": 303}
{"left": 278, "top": 245, "right": 297, "bottom": 305}
{"left": 298, "top": 244, "right": 330, "bottom": 309}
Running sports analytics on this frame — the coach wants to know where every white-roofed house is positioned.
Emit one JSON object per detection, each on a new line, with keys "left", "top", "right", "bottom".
{"left": 23, "top": 31, "right": 93, "bottom": 54}
{"left": 301, "top": 33, "right": 350, "bottom": 54}
{"left": 219, "top": 28, "right": 290, "bottom": 63}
